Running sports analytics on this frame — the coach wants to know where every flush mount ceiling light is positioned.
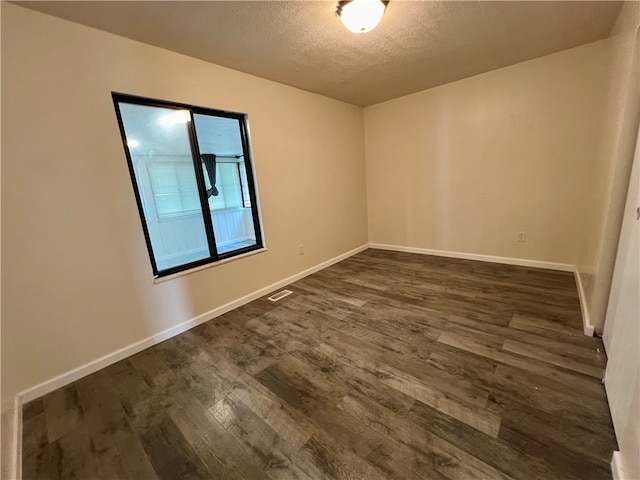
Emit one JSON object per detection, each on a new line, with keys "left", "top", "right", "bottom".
{"left": 336, "top": 0, "right": 389, "bottom": 34}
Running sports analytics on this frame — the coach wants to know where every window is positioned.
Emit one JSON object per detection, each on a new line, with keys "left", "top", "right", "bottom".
{"left": 113, "top": 93, "right": 264, "bottom": 277}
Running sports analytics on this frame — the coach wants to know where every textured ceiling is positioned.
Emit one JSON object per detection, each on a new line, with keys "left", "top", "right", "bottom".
{"left": 15, "top": 1, "right": 623, "bottom": 106}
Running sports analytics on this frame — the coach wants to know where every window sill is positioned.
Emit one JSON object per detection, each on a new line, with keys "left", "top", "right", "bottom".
{"left": 153, "top": 247, "right": 267, "bottom": 284}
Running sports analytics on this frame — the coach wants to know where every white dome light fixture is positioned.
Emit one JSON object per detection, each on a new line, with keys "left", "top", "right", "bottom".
{"left": 336, "top": 0, "right": 388, "bottom": 34}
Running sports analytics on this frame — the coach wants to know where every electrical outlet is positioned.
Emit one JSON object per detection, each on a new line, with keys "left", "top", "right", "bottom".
{"left": 517, "top": 231, "right": 527, "bottom": 242}
{"left": 298, "top": 244, "right": 304, "bottom": 255}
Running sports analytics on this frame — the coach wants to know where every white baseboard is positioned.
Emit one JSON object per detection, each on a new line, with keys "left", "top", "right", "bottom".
{"left": 2, "top": 397, "right": 24, "bottom": 480}
{"left": 18, "top": 337, "right": 156, "bottom": 404}
{"left": 611, "top": 451, "right": 626, "bottom": 480}
{"left": 18, "top": 244, "right": 369, "bottom": 404}
{"left": 12, "top": 397, "right": 23, "bottom": 480}
{"left": 368, "top": 243, "right": 575, "bottom": 272}
{"left": 574, "top": 266, "right": 595, "bottom": 337}
{"left": 151, "top": 244, "right": 368, "bottom": 344}
{"left": 368, "top": 243, "right": 596, "bottom": 337}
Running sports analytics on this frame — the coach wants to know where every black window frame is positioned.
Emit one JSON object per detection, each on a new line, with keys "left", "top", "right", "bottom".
{"left": 112, "top": 92, "right": 264, "bottom": 278}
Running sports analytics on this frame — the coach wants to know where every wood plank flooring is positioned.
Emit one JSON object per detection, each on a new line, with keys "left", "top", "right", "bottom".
{"left": 22, "top": 249, "right": 617, "bottom": 479}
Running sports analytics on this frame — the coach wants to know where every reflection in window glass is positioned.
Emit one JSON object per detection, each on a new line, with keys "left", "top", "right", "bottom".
{"left": 114, "top": 94, "right": 263, "bottom": 276}
{"left": 192, "top": 113, "right": 258, "bottom": 255}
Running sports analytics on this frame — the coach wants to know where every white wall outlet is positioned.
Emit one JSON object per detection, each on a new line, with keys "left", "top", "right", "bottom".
{"left": 517, "top": 231, "right": 527, "bottom": 242}
{"left": 298, "top": 244, "right": 304, "bottom": 255}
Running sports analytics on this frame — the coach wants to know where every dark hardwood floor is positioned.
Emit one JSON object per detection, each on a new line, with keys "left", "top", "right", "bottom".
{"left": 22, "top": 249, "right": 617, "bottom": 479}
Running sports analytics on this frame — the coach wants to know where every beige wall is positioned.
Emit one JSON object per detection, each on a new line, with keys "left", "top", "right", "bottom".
{"left": 579, "top": 1, "right": 640, "bottom": 333}
{"left": 364, "top": 40, "right": 611, "bottom": 265}
{"left": 0, "top": 2, "right": 367, "bottom": 466}
{"left": 2, "top": 2, "right": 638, "bottom": 478}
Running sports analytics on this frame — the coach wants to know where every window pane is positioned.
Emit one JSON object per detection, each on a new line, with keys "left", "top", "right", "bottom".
{"left": 148, "top": 162, "right": 201, "bottom": 217}
{"left": 193, "top": 114, "right": 258, "bottom": 255}
{"left": 118, "top": 103, "right": 211, "bottom": 272}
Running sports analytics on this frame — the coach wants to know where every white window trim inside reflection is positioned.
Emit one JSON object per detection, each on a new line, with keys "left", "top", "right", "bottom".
{"left": 141, "top": 157, "right": 251, "bottom": 220}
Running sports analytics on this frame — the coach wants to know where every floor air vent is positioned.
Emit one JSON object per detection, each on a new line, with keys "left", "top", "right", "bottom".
{"left": 268, "top": 289, "right": 293, "bottom": 302}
